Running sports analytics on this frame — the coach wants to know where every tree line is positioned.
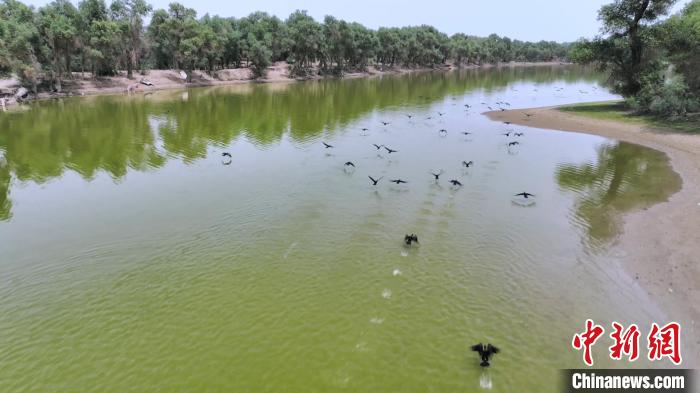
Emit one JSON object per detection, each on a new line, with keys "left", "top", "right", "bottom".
{"left": 0, "top": 0, "right": 571, "bottom": 93}
{"left": 571, "top": 0, "right": 699, "bottom": 118}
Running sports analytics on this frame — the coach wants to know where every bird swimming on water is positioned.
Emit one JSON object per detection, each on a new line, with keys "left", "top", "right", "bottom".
{"left": 471, "top": 343, "right": 500, "bottom": 367}
{"left": 462, "top": 160, "right": 474, "bottom": 168}
{"left": 323, "top": 142, "right": 334, "bottom": 148}
{"left": 404, "top": 234, "right": 419, "bottom": 246}
{"left": 368, "top": 175, "right": 382, "bottom": 185}
{"left": 515, "top": 192, "right": 535, "bottom": 198}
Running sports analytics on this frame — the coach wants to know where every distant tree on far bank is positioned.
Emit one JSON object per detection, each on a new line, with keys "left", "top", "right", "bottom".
{"left": 0, "top": 0, "right": 573, "bottom": 90}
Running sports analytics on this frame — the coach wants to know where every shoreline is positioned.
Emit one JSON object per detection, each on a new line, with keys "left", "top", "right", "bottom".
{"left": 0, "top": 61, "right": 570, "bottom": 108}
{"left": 486, "top": 105, "right": 700, "bottom": 364}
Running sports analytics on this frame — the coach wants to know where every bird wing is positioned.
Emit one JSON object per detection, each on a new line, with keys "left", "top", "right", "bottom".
{"left": 471, "top": 344, "right": 484, "bottom": 353}
{"left": 487, "top": 344, "right": 500, "bottom": 354}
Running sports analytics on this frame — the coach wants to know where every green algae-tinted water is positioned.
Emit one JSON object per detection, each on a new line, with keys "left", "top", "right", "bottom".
{"left": 0, "top": 66, "right": 683, "bottom": 392}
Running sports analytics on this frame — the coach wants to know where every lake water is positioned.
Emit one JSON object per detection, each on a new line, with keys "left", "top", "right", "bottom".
{"left": 0, "top": 66, "right": 682, "bottom": 392}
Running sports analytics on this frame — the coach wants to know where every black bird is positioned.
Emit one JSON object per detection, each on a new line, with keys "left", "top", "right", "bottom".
{"left": 384, "top": 146, "right": 398, "bottom": 154}
{"left": 344, "top": 161, "right": 355, "bottom": 167}
{"left": 471, "top": 343, "right": 500, "bottom": 367}
{"left": 381, "top": 121, "right": 390, "bottom": 126}
{"left": 406, "top": 114, "right": 413, "bottom": 119}
{"left": 390, "top": 179, "right": 407, "bottom": 184}
{"left": 431, "top": 171, "right": 443, "bottom": 180}
{"left": 373, "top": 143, "right": 384, "bottom": 150}
{"left": 361, "top": 127, "right": 369, "bottom": 132}
{"left": 503, "top": 121, "right": 511, "bottom": 125}
{"left": 449, "top": 179, "right": 463, "bottom": 187}
{"left": 439, "top": 129, "right": 447, "bottom": 134}
{"left": 514, "top": 132, "right": 524, "bottom": 137}
{"left": 322, "top": 142, "right": 334, "bottom": 149}
{"left": 462, "top": 160, "right": 474, "bottom": 168}
{"left": 461, "top": 131, "right": 472, "bottom": 135}
{"left": 438, "top": 112, "right": 445, "bottom": 116}
{"left": 368, "top": 175, "right": 382, "bottom": 185}
{"left": 464, "top": 104, "right": 471, "bottom": 108}
{"left": 500, "top": 108, "right": 506, "bottom": 111}
{"left": 508, "top": 141, "right": 520, "bottom": 147}
{"left": 222, "top": 152, "right": 232, "bottom": 158}
{"left": 515, "top": 192, "right": 535, "bottom": 198}
{"left": 426, "top": 116, "right": 433, "bottom": 120}
{"left": 502, "top": 132, "right": 512, "bottom": 137}
{"left": 487, "top": 106, "right": 493, "bottom": 110}
{"left": 404, "top": 234, "right": 419, "bottom": 246}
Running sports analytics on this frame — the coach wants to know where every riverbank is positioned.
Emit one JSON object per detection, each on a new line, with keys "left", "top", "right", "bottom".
{"left": 0, "top": 61, "right": 569, "bottom": 108}
{"left": 486, "top": 104, "right": 700, "bottom": 361}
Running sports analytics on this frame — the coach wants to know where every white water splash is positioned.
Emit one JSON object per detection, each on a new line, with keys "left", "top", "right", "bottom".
{"left": 392, "top": 268, "right": 402, "bottom": 276}
{"left": 479, "top": 372, "right": 493, "bottom": 389}
{"left": 382, "top": 289, "right": 392, "bottom": 299}
{"left": 369, "top": 317, "right": 384, "bottom": 325}
{"left": 283, "top": 242, "right": 298, "bottom": 259}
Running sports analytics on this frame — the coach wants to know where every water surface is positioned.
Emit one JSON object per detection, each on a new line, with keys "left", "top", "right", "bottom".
{"left": 0, "top": 66, "right": 681, "bottom": 392}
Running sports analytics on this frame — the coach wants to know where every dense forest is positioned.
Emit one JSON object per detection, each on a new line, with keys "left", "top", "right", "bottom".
{"left": 571, "top": 0, "right": 699, "bottom": 117}
{"left": 0, "top": 0, "right": 571, "bottom": 93}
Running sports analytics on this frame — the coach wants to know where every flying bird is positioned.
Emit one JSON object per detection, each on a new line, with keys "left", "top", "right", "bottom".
{"left": 322, "top": 142, "right": 334, "bottom": 149}
{"left": 361, "top": 127, "right": 369, "bottom": 132}
{"left": 471, "top": 343, "right": 500, "bottom": 367}
{"left": 508, "top": 141, "right": 520, "bottom": 147}
{"left": 381, "top": 121, "right": 390, "bottom": 126}
{"left": 462, "top": 160, "right": 474, "bottom": 168}
{"left": 373, "top": 143, "right": 384, "bottom": 150}
{"left": 461, "top": 132, "right": 472, "bottom": 135}
{"left": 502, "top": 132, "right": 512, "bottom": 137}
{"left": 344, "top": 161, "right": 355, "bottom": 167}
{"left": 449, "top": 179, "right": 463, "bottom": 187}
{"left": 524, "top": 113, "right": 534, "bottom": 118}
{"left": 431, "top": 171, "right": 443, "bottom": 180}
{"left": 368, "top": 175, "right": 382, "bottom": 185}
{"left": 404, "top": 234, "right": 419, "bottom": 246}
{"left": 384, "top": 146, "right": 398, "bottom": 154}
{"left": 503, "top": 121, "right": 511, "bottom": 125}
{"left": 222, "top": 152, "right": 232, "bottom": 158}
{"left": 438, "top": 112, "right": 445, "bottom": 116}
{"left": 514, "top": 132, "right": 524, "bottom": 137}
{"left": 515, "top": 192, "right": 535, "bottom": 198}
{"left": 390, "top": 179, "right": 407, "bottom": 184}
{"left": 406, "top": 114, "right": 413, "bottom": 119}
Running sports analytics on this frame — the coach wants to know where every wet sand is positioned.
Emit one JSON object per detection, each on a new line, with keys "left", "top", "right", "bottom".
{"left": 487, "top": 105, "right": 700, "bottom": 365}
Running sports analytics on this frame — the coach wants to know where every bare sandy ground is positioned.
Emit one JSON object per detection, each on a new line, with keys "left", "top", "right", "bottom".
{"left": 487, "top": 106, "right": 700, "bottom": 364}
{"left": 0, "top": 61, "right": 570, "bottom": 107}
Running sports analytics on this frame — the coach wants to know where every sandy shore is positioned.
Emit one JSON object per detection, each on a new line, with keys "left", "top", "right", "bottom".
{"left": 487, "top": 106, "right": 700, "bottom": 364}
{"left": 0, "top": 61, "right": 569, "bottom": 107}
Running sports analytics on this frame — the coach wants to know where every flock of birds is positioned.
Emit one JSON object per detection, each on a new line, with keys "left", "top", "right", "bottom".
{"left": 217, "top": 97, "right": 553, "bottom": 368}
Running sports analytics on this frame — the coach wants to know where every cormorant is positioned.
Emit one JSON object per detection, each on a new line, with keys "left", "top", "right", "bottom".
{"left": 373, "top": 143, "right": 384, "bottom": 150}
{"left": 462, "top": 160, "right": 474, "bottom": 168}
{"left": 222, "top": 152, "right": 232, "bottom": 158}
{"left": 322, "top": 142, "right": 334, "bottom": 148}
{"left": 515, "top": 192, "right": 535, "bottom": 198}
{"left": 404, "top": 234, "right": 419, "bottom": 246}
{"left": 471, "top": 343, "right": 500, "bottom": 367}
{"left": 431, "top": 171, "right": 443, "bottom": 180}
{"left": 508, "top": 141, "right": 520, "bottom": 147}
{"left": 390, "top": 179, "right": 407, "bottom": 184}
{"left": 449, "top": 179, "right": 463, "bottom": 186}
{"left": 344, "top": 161, "right": 355, "bottom": 167}
{"left": 368, "top": 176, "right": 382, "bottom": 185}
{"left": 384, "top": 146, "right": 398, "bottom": 154}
